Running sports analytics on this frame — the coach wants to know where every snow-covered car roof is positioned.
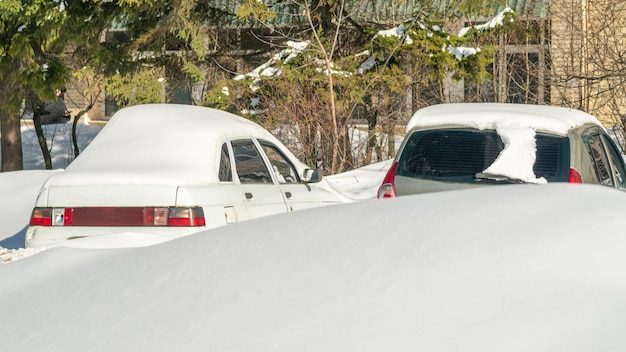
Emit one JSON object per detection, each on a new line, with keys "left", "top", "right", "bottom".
{"left": 406, "top": 103, "right": 603, "bottom": 136}
{"left": 44, "top": 104, "right": 300, "bottom": 186}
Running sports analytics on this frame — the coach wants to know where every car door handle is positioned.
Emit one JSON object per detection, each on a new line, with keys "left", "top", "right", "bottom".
{"left": 285, "top": 192, "right": 292, "bottom": 199}
{"left": 245, "top": 192, "right": 253, "bottom": 200}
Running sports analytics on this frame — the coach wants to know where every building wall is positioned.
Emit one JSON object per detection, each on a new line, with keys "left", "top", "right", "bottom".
{"left": 550, "top": 0, "right": 626, "bottom": 128}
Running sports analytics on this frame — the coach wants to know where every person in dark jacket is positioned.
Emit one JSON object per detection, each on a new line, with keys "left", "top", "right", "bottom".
{"left": 40, "top": 87, "right": 70, "bottom": 125}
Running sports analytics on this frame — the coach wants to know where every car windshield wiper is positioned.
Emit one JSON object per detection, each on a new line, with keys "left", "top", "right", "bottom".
{"left": 474, "top": 172, "right": 527, "bottom": 184}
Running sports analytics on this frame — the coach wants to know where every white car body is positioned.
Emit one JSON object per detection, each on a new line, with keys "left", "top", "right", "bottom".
{"left": 26, "top": 104, "right": 348, "bottom": 247}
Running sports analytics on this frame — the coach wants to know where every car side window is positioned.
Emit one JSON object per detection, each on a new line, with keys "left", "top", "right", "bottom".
{"left": 231, "top": 140, "right": 272, "bottom": 183}
{"left": 601, "top": 135, "right": 626, "bottom": 189}
{"left": 586, "top": 133, "right": 614, "bottom": 186}
{"left": 260, "top": 142, "right": 300, "bottom": 184}
{"left": 218, "top": 143, "right": 232, "bottom": 182}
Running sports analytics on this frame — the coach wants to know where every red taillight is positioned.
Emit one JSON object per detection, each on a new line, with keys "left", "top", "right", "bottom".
{"left": 29, "top": 206, "right": 205, "bottom": 227}
{"left": 167, "top": 207, "right": 206, "bottom": 227}
{"left": 63, "top": 208, "right": 73, "bottom": 225}
{"left": 568, "top": 168, "right": 583, "bottom": 183}
{"left": 377, "top": 161, "right": 399, "bottom": 199}
{"left": 30, "top": 208, "right": 52, "bottom": 226}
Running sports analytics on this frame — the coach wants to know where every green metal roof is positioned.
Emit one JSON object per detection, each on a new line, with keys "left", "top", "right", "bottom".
{"left": 218, "top": 0, "right": 551, "bottom": 26}
{"left": 501, "top": 0, "right": 551, "bottom": 17}
{"left": 112, "top": 1, "right": 550, "bottom": 29}
{"left": 351, "top": 0, "right": 550, "bottom": 20}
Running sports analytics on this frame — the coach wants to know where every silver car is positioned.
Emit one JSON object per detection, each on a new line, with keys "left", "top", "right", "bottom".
{"left": 378, "top": 103, "right": 626, "bottom": 198}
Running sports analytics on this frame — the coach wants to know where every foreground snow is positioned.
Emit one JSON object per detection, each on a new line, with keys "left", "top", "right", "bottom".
{"left": 2, "top": 184, "right": 626, "bottom": 351}
{"left": 3, "top": 113, "right": 626, "bottom": 351}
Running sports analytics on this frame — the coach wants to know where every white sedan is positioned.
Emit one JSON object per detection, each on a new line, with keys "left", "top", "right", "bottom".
{"left": 26, "top": 104, "right": 348, "bottom": 248}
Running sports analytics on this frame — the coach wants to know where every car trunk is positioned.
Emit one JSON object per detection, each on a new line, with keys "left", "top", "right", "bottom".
{"left": 41, "top": 184, "right": 179, "bottom": 207}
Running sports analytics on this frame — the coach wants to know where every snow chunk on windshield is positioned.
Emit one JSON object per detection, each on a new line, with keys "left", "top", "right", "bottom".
{"left": 480, "top": 127, "right": 547, "bottom": 184}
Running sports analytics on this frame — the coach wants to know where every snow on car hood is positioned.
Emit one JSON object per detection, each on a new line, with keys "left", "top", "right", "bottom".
{"left": 406, "top": 103, "right": 603, "bottom": 184}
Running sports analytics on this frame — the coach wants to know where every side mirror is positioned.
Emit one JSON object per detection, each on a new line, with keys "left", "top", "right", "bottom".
{"left": 303, "top": 168, "right": 323, "bottom": 183}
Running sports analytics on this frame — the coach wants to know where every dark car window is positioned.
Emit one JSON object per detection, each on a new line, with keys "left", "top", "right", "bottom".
{"left": 601, "top": 135, "right": 626, "bottom": 189}
{"left": 397, "top": 130, "right": 504, "bottom": 182}
{"left": 231, "top": 140, "right": 272, "bottom": 183}
{"left": 534, "top": 134, "right": 570, "bottom": 181}
{"left": 218, "top": 143, "right": 232, "bottom": 182}
{"left": 260, "top": 142, "right": 300, "bottom": 184}
{"left": 397, "top": 129, "right": 569, "bottom": 182}
{"left": 586, "top": 133, "right": 614, "bottom": 186}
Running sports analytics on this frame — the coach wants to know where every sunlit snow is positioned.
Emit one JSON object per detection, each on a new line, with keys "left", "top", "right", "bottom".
{"left": 2, "top": 107, "right": 626, "bottom": 351}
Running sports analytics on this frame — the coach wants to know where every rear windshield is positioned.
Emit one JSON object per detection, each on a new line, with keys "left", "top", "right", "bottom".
{"left": 396, "top": 129, "right": 569, "bottom": 183}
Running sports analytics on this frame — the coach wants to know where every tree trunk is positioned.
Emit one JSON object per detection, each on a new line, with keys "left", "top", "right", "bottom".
{"left": 0, "top": 69, "right": 23, "bottom": 171}
{"left": 72, "top": 107, "right": 92, "bottom": 158}
{"left": 365, "top": 104, "right": 377, "bottom": 164}
{"left": 32, "top": 112, "right": 53, "bottom": 170}
{"left": 0, "top": 110, "right": 23, "bottom": 171}
{"left": 72, "top": 113, "right": 81, "bottom": 158}
{"left": 386, "top": 117, "right": 396, "bottom": 160}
